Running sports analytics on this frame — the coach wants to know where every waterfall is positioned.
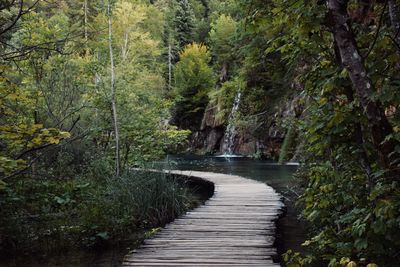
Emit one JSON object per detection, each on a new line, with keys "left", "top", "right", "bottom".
{"left": 221, "top": 90, "right": 242, "bottom": 155}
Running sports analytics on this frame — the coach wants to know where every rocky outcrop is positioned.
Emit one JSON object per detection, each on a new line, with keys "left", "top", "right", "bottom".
{"left": 200, "top": 103, "right": 225, "bottom": 129}
{"left": 187, "top": 93, "right": 303, "bottom": 158}
{"left": 189, "top": 127, "right": 224, "bottom": 154}
{"left": 187, "top": 103, "right": 225, "bottom": 154}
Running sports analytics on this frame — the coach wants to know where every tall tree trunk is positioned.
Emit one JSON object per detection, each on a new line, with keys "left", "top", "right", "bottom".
{"left": 328, "top": 0, "right": 397, "bottom": 167}
{"left": 219, "top": 62, "right": 228, "bottom": 83}
{"left": 343, "top": 85, "right": 373, "bottom": 180}
{"left": 168, "top": 44, "right": 172, "bottom": 90}
{"left": 84, "top": 0, "right": 89, "bottom": 56}
{"left": 389, "top": 0, "right": 400, "bottom": 50}
{"left": 107, "top": 2, "right": 120, "bottom": 177}
{"left": 333, "top": 40, "right": 373, "bottom": 179}
{"left": 122, "top": 30, "right": 129, "bottom": 61}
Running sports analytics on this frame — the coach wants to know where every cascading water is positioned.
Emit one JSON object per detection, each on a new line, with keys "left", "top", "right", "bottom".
{"left": 221, "top": 90, "right": 242, "bottom": 155}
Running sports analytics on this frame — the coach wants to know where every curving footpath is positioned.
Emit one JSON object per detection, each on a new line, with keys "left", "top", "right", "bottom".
{"left": 122, "top": 170, "right": 284, "bottom": 266}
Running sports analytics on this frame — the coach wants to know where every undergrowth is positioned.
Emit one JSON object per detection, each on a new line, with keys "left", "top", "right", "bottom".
{"left": 0, "top": 162, "right": 199, "bottom": 258}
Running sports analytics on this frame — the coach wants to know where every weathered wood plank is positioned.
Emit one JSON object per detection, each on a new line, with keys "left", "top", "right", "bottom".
{"left": 122, "top": 170, "right": 283, "bottom": 266}
{"left": 122, "top": 264, "right": 278, "bottom": 266}
{"left": 129, "top": 250, "right": 277, "bottom": 255}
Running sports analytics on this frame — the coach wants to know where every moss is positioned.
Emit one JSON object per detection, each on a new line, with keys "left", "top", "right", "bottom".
{"left": 278, "top": 120, "right": 297, "bottom": 164}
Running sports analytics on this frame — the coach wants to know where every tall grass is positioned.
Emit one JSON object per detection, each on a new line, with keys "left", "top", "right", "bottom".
{"left": 95, "top": 170, "right": 194, "bottom": 233}
{"left": 0, "top": 165, "right": 198, "bottom": 256}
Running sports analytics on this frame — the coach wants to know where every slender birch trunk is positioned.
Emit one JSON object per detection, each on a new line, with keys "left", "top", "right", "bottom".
{"left": 84, "top": 0, "right": 89, "bottom": 56}
{"left": 122, "top": 31, "right": 129, "bottom": 61}
{"left": 168, "top": 44, "right": 172, "bottom": 90}
{"left": 107, "top": 2, "right": 120, "bottom": 177}
{"left": 84, "top": 0, "right": 88, "bottom": 41}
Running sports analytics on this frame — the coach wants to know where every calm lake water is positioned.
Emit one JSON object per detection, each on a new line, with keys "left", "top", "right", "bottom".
{"left": 2, "top": 155, "right": 305, "bottom": 267}
{"left": 158, "top": 155, "right": 299, "bottom": 187}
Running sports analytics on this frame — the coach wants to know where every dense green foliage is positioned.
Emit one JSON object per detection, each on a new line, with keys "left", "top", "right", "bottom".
{"left": 0, "top": 168, "right": 195, "bottom": 253}
{"left": 174, "top": 0, "right": 195, "bottom": 49}
{"left": 1, "top": 0, "right": 190, "bottom": 178}
{"left": 209, "top": 14, "right": 236, "bottom": 73}
{"left": 171, "top": 0, "right": 289, "bottom": 146}
{"left": 239, "top": 0, "right": 400, "bottom": 266}
{"left": 172, "top": 43, "right": 214, "bottom": 129}
{"left": 2, "top": 0, "right": 400, "bottom": 266}
{"left": 172, "top": 0, "right": 400, "bottom": 266}
{"left": 0, "top": 0, "right": 192, "bottom": 256}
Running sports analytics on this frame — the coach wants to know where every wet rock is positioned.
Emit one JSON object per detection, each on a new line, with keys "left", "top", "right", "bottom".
{"left": 186, "top": 91, "right": 304, "bottom": 159}
{"left": 188, "top": 126, "right": 224, "bottom": 154}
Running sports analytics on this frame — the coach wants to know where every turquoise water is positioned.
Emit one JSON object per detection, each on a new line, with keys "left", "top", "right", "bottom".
{"left": 156, "top": 155, "right": 298, "bottom": 189}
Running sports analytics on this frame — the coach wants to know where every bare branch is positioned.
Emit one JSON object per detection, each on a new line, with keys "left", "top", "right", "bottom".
{"left": 0, "top": 0, "right": 40, "bottom": 37}
{"left": 0, "top": 0, "right": 24, "bottom": 36}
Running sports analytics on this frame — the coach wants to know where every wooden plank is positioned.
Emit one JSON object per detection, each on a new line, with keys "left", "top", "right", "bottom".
{"left": 121, "top": 170, "right": 283, "bottom": 266}
{"left": 124, "top": 260, "right": 275, "bottom": 264}
{"left": 122, "top": 264, "right": 279, "bottom": 267}
{"left": 129, "top": 250, "right": 277, "bottom": 255}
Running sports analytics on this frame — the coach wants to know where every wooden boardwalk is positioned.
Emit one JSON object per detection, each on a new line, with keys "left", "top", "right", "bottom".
{"left": 122, "top": 170, "right": 283, "bottom": 266}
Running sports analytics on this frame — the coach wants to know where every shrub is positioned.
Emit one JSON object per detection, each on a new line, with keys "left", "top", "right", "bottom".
{"left": 0, "top": 167, "right": 197, "bottom": 255}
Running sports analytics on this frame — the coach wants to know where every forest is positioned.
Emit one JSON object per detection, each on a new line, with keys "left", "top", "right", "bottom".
{"left": 1, "top": 0, "right": 400, "bottom": 266}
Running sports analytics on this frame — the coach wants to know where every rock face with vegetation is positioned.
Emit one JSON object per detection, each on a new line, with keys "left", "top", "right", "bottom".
{"left": 1, "top": 0, "right": 400, "bottom": 266}
{"left": 167, "top": 2, "right": 298, "bottom": 157}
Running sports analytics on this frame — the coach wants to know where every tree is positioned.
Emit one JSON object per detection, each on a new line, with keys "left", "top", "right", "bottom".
{"left": 91, "top": 0, "right": 189, "bottom": 165}
{"left": 388, "top": 0, "right": 400, "bottom": 52}
{"left": 328, "top": 0, "right": 398, "bottom": 168}
{"left": 174, "top": 0, "right": 195, "bottom": 50}
{"left": 0, "top": 0, "right": 193, "bottom": 257}
{"left": 209, "top": 14, "right": 237, "bottom": 82}
{"left": 107, "top": 1, "right": 120, "bottom": 177}
{"left": 172, "top": 43, "right": 214, "bottom": 129}
{"left": 241, "top": 0, "right": 400, "bottom": 265}
{"left": 0, "top": 69, "right": 71, "bottom": 181}
{"left": 0, "top": 0, "right": 40, "bottom": 39}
